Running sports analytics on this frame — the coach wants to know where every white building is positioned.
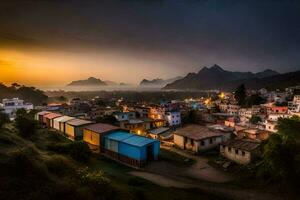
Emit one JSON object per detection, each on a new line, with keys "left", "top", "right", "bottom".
{"left": 288, "top": 95, "right": 300, "bottom": 113}
{"left": 114, "top": 111, "right": 136, "bottom": 122}
{"left": 165, "top": 111, "right": 181, "bottom": 126}
{"left": 0, "top": 98, "right": 33, "bottom": 119}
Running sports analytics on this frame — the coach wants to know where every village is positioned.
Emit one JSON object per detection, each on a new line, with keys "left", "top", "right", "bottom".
{"left": 1, "top": 85, "right": 299, "bottom": 172}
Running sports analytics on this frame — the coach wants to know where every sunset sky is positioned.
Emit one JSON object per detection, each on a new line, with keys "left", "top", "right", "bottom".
{"left": 1, "top": 0, "right": 300, "bottom": 87}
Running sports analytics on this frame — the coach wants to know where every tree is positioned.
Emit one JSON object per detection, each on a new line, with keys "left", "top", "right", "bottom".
{"left": 234, "top": 84, "right": 246, "bottom": 106}
{"left": 15, "top": 115, "right": 37, "bottom": 138}
{"left": 182, "top": 110, "right": 197, "bottom": 124}
{"left": 276, "top": 115, "right": 300, "bottom": 140}
{"left": 259, "top": 116, "right": 300, "bottom": 185}
{"left": 249, "top": 115, "right": 262, "bottom": 124}
{"left": 0, "top": 112, "right": 9, "bottom": 128}
{"left": 244, "top": 94, "right": 265, "bottom": 107}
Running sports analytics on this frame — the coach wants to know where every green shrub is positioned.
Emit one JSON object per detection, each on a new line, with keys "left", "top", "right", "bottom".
{"left": 69, "top": 141, "right": 91, "bottom": 163}
{"left": 45, "top": 155, "right": 75, "bottom": 176}
{"left": 8, "top": 147, "right": 49, "bottom": 179}
{"left": 15, "top": 116, "right": 37, "bottom": 138}
{"left": 47, "top": 143, "right": 72, "bottom": 154}
{"left": 77, "top": 167, "right": 111, "bottom": 195}
{"left": 0, "top": 112, "right": 9, "bottom": 128}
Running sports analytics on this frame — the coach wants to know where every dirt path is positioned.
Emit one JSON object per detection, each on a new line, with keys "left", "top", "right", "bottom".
{"left": 130, "top": 147, "right": 282, "bottom": 200}
{"left": 130, "top": 171, "right": 281, "bottom": 200}
{"left": 151, "top": 146, "right": 232, "bottom": 183}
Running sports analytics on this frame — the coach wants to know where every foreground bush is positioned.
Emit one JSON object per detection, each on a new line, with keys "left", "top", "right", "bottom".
{"left": 69, "top": 141, "right": 92, "bottom": 163}
{"left": 15, "top": 116, "right": 37, "bottom": 138}
{"left": 0, "top": 112, "right": 9, "bottom": 128}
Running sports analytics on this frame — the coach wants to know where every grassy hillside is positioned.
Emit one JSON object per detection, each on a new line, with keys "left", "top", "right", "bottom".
{"left": 0, "top": 123, "right": 228, "bottom": 200}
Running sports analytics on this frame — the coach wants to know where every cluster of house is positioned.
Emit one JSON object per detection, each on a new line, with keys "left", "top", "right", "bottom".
{"left": 3, "top": 88, "right": 300, "bottom": 167}
{"left": 35, "top": 111, "right": 160, "bottom": 168}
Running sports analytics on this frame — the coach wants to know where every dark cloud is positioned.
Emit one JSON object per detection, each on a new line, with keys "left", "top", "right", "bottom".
{"left": 0, "top": 0, "right": 300, "bottom": 73}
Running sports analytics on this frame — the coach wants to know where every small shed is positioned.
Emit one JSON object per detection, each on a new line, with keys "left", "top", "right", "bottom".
{"left": 65, "top": 119, "right": 93, "bottom": 140}
{"left": 43, "top": 113, "right": 62, "bottom": 128}
{"left": 103, "top": 131, "right": 160, "bottom": 167}
{"left": 35, "top": 111, "right": 51, "bottom": 124}
{"left": 220, "top": 139, "right": 261, "bottom": 165}
{"left": 83, "top": 123, "right": 121, "bottom": 153}
{"left": 53, "top": 116, "right": 75, "bottom": 133}
{"left": 148, "top": 127, "right": 172, "bottom": 140}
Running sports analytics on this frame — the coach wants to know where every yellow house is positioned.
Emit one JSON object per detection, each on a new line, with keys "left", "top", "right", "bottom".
{"left": 83, "top": 123, "right": 120, "bottom": 153}
{"left": 65, "top": 119, "right": 92, "bottom": 140}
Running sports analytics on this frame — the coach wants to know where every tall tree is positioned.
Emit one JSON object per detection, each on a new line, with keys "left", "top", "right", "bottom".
{"left": 234, "top": 84, "right": 246, "bottom": 106}
{"left": 0, "top": 112, "right": 9, "bottom": 128}
{"left": 259, "top": 116, "right": 300, "bottom": 185}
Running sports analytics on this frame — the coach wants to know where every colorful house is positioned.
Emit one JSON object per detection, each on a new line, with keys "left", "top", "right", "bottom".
{"left": 83, "top": 123, "right": 121, "bottom": 153}
{"left": 165, "top": 111, "right": 181, "bottom": 127}
{"left": 35, "top": 111, "right": 51, "bottom": 124}
{"left": 103, "top": 131, "right": 160, "bottom": 168}
{"left": 65, "top": 119, "right": 93, "bottom": 140}
{"left": 53, "top": 116, "right": 75, "bottom": 133}
{"left": 43, "top": 113, "right": 62, "bottom": 128}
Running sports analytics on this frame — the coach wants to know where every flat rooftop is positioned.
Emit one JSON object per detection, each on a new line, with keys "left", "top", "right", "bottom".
{"left": 84, "top": 123, "right": 120, "bottom": 134}
{"left": 105, "top": 131, "right": 158, "bottom": 147}
{"left": 66, "top": 119, "right": 92, "bottom": 126}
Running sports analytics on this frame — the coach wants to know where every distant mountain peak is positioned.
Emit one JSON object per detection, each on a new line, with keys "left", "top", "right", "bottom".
{"left": 210, "top": 64, "right": 224, "bottom": 71}
{"left": 163, "top": 65, "right": 283, "bottom": 90}
{"left": 139, "top": 76, "right": 182, "bottom": 87}
{"left": 67, "top": 77, "right": 107, "bottom": 86}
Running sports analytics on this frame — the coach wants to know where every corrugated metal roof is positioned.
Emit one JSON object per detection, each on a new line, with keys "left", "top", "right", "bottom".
{"left": 84, "top": 123, "right": 120, "bottom": 134}
{"left": 105, "top": 131, "right": 158, "bottom": 147}
{"left": 106, "top": 131, "right": 133, "bottom": 141}
{"left": 53, "top": 116, "right": 75, "bottom": 123}
{"left": 37, "top": 111, "right": 51, "bottom": 116}
{"left": 174, "top": 125, "right": 224, "bottom": 140}
{"left": 222, "top": 139, "right": 260, "bottom": 151}
{"left": 44, "top": 113, "right": 62, "bottom": 119}
{"left": 149, "top": 127, "right": 170, "bottom": 135}
{"left": 66, "top": 119, "right": 92, "bottom": 126}
{"left": 122, "top": 136, "right": 157, "bottom": 147}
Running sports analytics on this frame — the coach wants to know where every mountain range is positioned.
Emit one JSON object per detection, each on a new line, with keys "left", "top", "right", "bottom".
{"left": 163, "top": 64, "right": 300, "bottom": 91}
{"left": 67, "top": 77, "right": 130, "bottom": 87}
{"left": 139, "top": 76, "right": 182, "bottom": 87}
{"left": 67, "top": 77, "right": 107, "bottom": 86}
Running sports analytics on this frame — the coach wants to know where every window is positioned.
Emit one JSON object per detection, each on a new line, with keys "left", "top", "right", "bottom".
{"left": 242, "top": 151, "right": 245, "bottom": 156}
{"left": 191, "top": 139, "right": 194, "bottom": 146}
{"left": 201, "top": 140, "right": 205, "bottom": 146}
{"left": 235, "top": 149, "right": 239, "bottom": 155}
{"left": 209, "top": 138, "right": 213, "bottom": 144}
{"left": 228, "top": 147, "right": 231, "bottom": 152}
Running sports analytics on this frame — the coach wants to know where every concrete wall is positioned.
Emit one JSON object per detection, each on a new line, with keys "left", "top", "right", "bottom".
{"left": 198, "top": 137, "right": 222, "bottom": 151}
{"left": 174, "top": 134, "right": 184, "bottom": 149}
{"left": 65, "top": 124, "right": 75, "bottom": 139}
{"left": 220, "top": 145, "right": 251, "bottom": 165}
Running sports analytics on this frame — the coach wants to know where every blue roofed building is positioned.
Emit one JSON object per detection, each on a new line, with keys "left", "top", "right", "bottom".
{"left": 103, "top": 130, "right": 160, "bottom": 167}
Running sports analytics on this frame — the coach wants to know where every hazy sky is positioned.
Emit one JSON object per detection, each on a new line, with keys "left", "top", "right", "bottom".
{"left": 1, "top": 0, "right": 300, "bottom": 86}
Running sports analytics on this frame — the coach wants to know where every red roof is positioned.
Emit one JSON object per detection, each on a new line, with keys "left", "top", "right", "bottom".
{"left": 44, "top": 113, "right": 62, "bottom": 120}
{"left": 84, "top": 123, "right": 120, "bottom": 134}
